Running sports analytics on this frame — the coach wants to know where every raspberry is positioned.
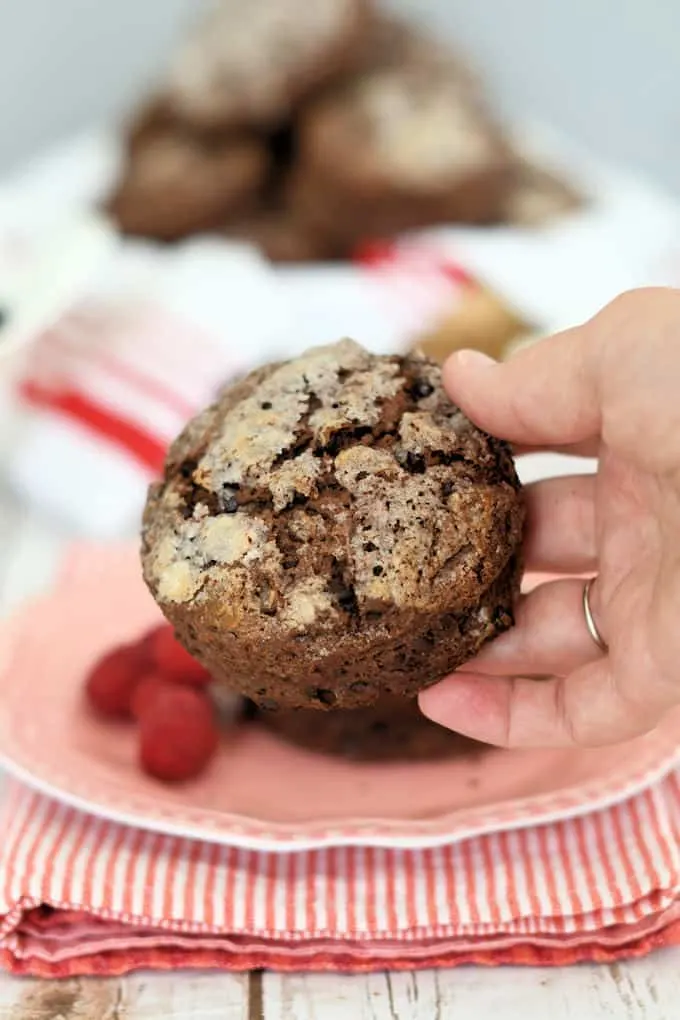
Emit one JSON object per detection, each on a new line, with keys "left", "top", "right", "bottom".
{"left": 138, "top": 686, "right": 219, "bottom": 782}
{"left": 85, "top": 644, "right": 147, "bottom": 719}
{"left": 137, "top": 627, "right": 158, "bottom": 663}
{"left": 130, "top": 672, "right": 173, "bottom": 720}
{"left": 144, "top": 625, "right": 210, "bottom": 685}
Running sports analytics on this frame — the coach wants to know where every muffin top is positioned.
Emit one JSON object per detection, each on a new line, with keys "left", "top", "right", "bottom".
{"left": 142, "top": 340, "right": 522, "bottom": 645}
{"left": 295, "top": 20, "right": 506, "bottom": 192}
{"left": 164, "top": 0, "right": 368, "bottom": 128}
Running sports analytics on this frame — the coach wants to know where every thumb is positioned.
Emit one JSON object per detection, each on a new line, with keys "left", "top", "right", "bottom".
{"left": 443, "top": 325, "right": 601, "bottom": 448}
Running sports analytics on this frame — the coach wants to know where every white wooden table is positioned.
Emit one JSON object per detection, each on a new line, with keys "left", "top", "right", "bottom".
{"left": 0, "top": 485, "right": 676, "bottom": 1019}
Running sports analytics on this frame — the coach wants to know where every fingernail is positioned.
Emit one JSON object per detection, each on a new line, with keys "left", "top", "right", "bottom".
{"left": 454, "top": 349, "right": 498, "bottom": 369}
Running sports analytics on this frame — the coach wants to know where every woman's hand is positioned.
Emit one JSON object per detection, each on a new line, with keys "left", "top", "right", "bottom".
{"left": 419, "top": 287, "right": 680, "bottom": 748}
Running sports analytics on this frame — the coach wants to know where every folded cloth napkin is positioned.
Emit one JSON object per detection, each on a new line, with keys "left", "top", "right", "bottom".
{"left": 1, "top": 769, "right": 680, "bottom": 977}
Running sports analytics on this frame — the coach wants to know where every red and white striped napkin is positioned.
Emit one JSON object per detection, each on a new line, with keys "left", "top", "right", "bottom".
{"left": 1, "top": 770, "right": 680, "bottom": 977}
{"left": 4, "top": 238, "right": 285, "bottom": 535}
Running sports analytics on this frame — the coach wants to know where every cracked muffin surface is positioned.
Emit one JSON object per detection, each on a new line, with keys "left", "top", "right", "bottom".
{"left": 142, "top": 339, "right": 524, "bottom": 709}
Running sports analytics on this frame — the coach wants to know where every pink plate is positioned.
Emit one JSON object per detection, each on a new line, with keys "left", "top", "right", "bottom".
{"left": 0, "top": 544, "right": 679, "bottom": 851}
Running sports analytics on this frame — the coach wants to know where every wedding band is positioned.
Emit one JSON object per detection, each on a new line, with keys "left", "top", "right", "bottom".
{"left": 583, "top": 577, "right": 608, "bottom": 653}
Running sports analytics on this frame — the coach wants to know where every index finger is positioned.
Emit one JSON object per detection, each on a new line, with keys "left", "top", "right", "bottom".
{"left": 443, "top": 324, "right": 601, "bottom": 448}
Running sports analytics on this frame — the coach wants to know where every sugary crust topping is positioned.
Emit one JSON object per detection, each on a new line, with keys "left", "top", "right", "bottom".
{"left": 197, "top": 338, "right": 397, "bottom": 488}
{"left": 142, "top": 340, "right": 523, "bottom": 635}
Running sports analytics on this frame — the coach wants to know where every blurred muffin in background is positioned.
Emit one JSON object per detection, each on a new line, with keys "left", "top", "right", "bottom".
{"left": 164, "top": 0, "right": 373, "bottom": 130}
{"left": 287, "top": 20, "right": 512, "bottom": 248}
{"left": 105, "top": 0, "right": 584, "bottom": 257}
{"left": 107, "top": 102, "right": 269, "bottom": 241}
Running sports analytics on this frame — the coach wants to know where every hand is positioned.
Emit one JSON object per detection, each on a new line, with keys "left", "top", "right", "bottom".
{"left": 419, "top": 287, "right": 680, "bottom": 748}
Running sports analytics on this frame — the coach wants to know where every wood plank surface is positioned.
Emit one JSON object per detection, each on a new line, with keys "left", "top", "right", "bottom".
{"left": 261, "top": 955, "right": 677, "bottom": 1020}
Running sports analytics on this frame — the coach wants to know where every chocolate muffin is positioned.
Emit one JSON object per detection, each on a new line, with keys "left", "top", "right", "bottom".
{"left": 163, "top": 0, "right": 372, "bottom": 130}
{"left": 142, "top": 339, "right": 524, "bottom": 710}
{"left": 223, "top": 207, "right": 346, "bottom": 263}
{"left": 259, "top": 697, "right": 487, "bottom": 761}
{"left": 107, "top": 123, "right": 268, "bottom": 242}
{"left": 289, "top": 48, "right": 512, "bottom": 244}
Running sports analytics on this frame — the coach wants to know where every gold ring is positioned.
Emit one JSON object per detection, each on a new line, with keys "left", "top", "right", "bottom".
{"left": 583, "top": 577, "right": 608, "bottom": 653}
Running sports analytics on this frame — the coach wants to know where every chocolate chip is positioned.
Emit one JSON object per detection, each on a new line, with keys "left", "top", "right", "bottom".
{"left": 311, "top": 688, "right": 336, "bottom": 706}
{"left": 222, "top": 494, "right": 239, "bottom": 513}
{"left": 337, "top": 588, "right": 358, "bottom": 614}
{"left": 442, "top": 480, "right": 455, "bottom": 497}
{"left": 356, "top": 471, "right": 368, "bottom": 481}
{"left": 372, "top": 565, "right": 384, "bottom": 576}
{"left": 329, "top": 559, "right": 359, "bottom": 615}
{"left": 409, "top": 379, "right": 434, "bottom": 399}
{"left": 363, "top": 541, "right": 377, "bottom": 552}
{"left": 282, "top": 556, "right": 299, "bottom": 570}
{"left": 396, "top": 450, "right": 426, "bottom": 474}
{"left": 261, "top": 401, "right": 272, "bottom": 410}
{"left": 406, "top": 453, "right": 426, "bottom": 474}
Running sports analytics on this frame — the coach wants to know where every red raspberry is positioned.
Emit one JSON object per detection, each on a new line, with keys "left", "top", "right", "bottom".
{"left": 85, "top": 644, "right": 147, "bottom": 719}
{"left": 137, "top": 627, "right": 158, "bottom": 664}
{"left": 130, "top": 672, "right": 173, "bottom": 720}
{"left": 144, "top": 625, "right": 210, "bottom": 685}
{"left": 138, "top": 686, "right": 219, "bottom": 782}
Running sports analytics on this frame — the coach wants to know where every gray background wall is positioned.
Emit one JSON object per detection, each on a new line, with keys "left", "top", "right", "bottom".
{"left": 1, "top": 0, "right": 677, "bottom": 193}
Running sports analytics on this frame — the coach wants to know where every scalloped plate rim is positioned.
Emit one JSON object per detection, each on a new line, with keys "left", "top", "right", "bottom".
{"left": 1, "top": 738, "right": 679, "bottom": 851}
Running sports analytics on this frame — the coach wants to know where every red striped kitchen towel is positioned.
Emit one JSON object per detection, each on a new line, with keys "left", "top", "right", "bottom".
{"left": 5, "top": 240, "right": 272, "bottom": 535}
{"left": 1, "top": 770, "right": 680, "bottom": 976}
